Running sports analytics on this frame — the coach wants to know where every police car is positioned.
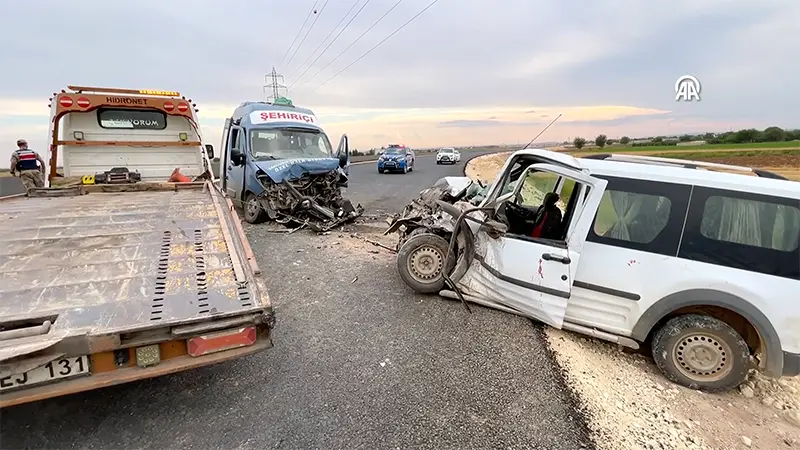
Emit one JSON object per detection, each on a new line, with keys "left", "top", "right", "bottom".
{"left": 378, "top": 144, "right": 415, "bottom": 174}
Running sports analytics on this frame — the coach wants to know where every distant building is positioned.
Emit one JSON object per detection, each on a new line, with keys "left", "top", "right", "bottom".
{"left": 676, "top": 140, "right": 708, "bottom": 146}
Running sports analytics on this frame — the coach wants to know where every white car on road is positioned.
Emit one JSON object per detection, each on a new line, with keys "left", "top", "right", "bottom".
{"left": 436, "top": 147, "right": 460, "bottom": 164}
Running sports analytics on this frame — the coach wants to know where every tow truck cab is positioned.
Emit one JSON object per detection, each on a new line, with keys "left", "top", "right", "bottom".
{"left": 220, "top": 98, "right": 350, "bottom": 210}
{"left": 45, "top": 86, "right": 214, "bottom": 185}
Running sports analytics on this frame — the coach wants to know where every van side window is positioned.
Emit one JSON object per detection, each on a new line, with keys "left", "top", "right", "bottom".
{"left": 679, "top": 186, "right": 800, "bottom": 280}
{"left": 229, "top": 128, "right": 240, "bottom": 149}
{"left": 500, "top": 170, "right": 587, "bottom": 245}
{"left": 700, "top": 196, "right": 800, "bottom": 252}
{"left": 593, "top": 191, "right": 671, "bottom": 244}
{"left": 587, "top": 176, "right": 692, "bottom": 256}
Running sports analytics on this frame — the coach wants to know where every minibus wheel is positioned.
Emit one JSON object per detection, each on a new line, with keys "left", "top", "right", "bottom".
{"left": 244, "top": 192, "right": 268, "bottom": 224}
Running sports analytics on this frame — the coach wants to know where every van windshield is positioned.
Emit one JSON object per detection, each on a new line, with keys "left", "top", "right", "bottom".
{"left": 249, "top": 128, "right": 332, "bottom": 161}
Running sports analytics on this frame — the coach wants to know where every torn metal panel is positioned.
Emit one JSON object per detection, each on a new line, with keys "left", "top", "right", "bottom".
{"left": 254, "top": 170, "right": 363, "bottom": 232}
{"left": 454, "top": 232, "right": 569, "bottom": 328}
{"left": 384, "top": 176, "right": 483, "bottom": 249}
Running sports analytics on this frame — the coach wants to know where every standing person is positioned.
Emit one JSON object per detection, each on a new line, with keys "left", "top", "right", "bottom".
{"left": 10, "top": 139, "right": 45, "bottom": 192}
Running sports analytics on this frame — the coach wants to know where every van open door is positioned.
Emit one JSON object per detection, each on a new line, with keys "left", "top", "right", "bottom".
{"left": 335, "top": 134, "right": 350, "bottom": 187}
{"left": 458, "top": 163, "right": 607, "bottom": 328}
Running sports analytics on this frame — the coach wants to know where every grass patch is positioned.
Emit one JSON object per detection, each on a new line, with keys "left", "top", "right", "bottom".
{"left": 646, "top": 148, "right": 800, "bottom": 160}
{"left": 571, "top": 141, "right": 800, "bottom": 154}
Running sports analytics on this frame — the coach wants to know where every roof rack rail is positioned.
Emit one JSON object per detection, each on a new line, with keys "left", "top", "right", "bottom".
{"left": 581, "top": 153, "right": 789, "bottom": 180}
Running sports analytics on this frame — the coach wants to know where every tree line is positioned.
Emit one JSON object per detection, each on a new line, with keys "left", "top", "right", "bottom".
{"left": 569, "top": 126, "right": 800, "bottom": 150}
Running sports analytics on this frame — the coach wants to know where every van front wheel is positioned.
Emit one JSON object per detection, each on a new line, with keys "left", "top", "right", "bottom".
{"left": 651, "top": 314, "right": 750, "bottom": 392}
{"left": 397, "top": 233, "right": 452, "bottom": 294}
{"left": 244, "top": 192, "right": 268, "bottom": 224}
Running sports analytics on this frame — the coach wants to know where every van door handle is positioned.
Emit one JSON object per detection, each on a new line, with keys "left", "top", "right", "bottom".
{"left": 542, "top": 253, "right": 571, "bottom": 264}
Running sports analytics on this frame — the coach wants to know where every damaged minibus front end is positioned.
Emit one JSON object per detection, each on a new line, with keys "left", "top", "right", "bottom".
{"left": 221, "top": 99, "right": 363, "bottom": 232}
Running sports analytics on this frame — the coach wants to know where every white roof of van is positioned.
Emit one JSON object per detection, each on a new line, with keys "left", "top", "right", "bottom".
{"left": 512, "top": 149, "right": 800, "bottom": 199}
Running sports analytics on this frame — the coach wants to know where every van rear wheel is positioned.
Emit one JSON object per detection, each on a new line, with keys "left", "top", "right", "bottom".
{"left": 651, "top": 314, "right": 750, "bottom": 392}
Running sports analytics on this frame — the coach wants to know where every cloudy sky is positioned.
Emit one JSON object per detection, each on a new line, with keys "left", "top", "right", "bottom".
{"left": 1, "top": 0, "right": 798, "bottom": 162}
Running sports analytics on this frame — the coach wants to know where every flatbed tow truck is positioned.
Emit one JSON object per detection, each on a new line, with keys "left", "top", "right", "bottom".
{"left": 0, "top": 86, "right": 273, "bottom": 408}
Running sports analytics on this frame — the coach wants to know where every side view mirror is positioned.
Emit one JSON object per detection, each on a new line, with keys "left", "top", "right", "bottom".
{"left": 230, "top": 147, "right": 244, "bottom": 165}
{"left": 336, "top": 134, "right": 350, "bottom": 168}
{"left": 204, "top": 144, "right": 215, "bottom": 160}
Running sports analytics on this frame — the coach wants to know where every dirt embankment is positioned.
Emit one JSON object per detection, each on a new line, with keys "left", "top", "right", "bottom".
{"left": 464, "top": 153, "right": 800, "bottom": 450}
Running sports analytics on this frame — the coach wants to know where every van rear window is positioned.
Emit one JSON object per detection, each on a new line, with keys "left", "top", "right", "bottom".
{"left": 97, "top": 108, "right": 167, "bottom": 130}
{"left": 700, "top": 195, "right": 800, "bottom": 252}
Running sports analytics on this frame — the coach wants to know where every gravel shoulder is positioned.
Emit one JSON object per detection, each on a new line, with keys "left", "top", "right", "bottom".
{"left": 465, "top": 153, "right": 800, "bottom": 450}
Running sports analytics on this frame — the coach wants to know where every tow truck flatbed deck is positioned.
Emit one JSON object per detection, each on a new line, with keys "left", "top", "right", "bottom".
{"left": 0, "top": 183, "right": 268, "bottom": 336}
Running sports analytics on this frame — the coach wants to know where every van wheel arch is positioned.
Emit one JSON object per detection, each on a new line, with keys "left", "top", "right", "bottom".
{"left": 632, "top": 289, "right": 783, "bottom": 377}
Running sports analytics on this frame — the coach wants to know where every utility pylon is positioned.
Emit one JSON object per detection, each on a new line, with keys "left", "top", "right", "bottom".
{"left": 263, "top": 67, "right": 288, "bottom": 102}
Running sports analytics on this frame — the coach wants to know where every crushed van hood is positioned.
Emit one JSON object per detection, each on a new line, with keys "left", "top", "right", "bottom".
{"left": 253, "top": 157, "right": 341, "bottom": 183}
{"left": 384, "top": 176, "right": 488, "bottom": 248}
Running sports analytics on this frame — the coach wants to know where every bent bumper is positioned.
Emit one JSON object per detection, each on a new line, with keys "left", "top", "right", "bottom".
{"left": 0, "top": 335, "right": 273, "bottom": 408}
{"left": 784, "top": 351, "right": 800, "bottom": 377}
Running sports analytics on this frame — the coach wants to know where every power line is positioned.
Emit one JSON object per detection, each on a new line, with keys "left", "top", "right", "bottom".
{"left": 292, "top": 0, "right": 405, "bottom": 90}
{"left": 290, "top": 0, "right": 374, "bottom": 86}
{"left": 278, "top": 0, "right": 320, "bottom": 69}
{"left": 311, "top": 0, "right": 439, "bottom": 91}
{"left": 287, "top": 0, "right": 365, "bottom": 82}
{"left": 285, "top": 0, "right": 331, "bottom": 71}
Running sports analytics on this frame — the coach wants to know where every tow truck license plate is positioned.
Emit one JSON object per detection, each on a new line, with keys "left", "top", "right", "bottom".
{"left": 0, "top": 355, "right": 90, "bottom": 392}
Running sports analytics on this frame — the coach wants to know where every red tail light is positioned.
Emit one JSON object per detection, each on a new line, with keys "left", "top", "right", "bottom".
{"left": 187, "top": 326, "right": 257, "bottom": 357}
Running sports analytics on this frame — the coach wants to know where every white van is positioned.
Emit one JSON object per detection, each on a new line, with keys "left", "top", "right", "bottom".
{"left": 391, "top": 149, "right": 800, "bottom": 391}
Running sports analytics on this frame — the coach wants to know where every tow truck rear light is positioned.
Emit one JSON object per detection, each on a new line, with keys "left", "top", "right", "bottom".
{"left": 187, "top": 326, "right": 257, "bottom": 357}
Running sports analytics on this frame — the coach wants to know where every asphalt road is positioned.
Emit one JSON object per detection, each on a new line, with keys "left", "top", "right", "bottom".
{"left": 0, "top": 149, "right": 478, "bottom": 198}
{"left": 0, "top": 152, "right": 594, "bottom": 450}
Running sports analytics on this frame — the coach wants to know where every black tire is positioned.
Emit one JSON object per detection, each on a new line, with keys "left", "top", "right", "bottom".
{"left": 651, "top": 314, "right": 750, "bottom": 392}
{"left": 243, "top": 192, "right": 268, "bottom": 224}
{"left": 396, "top": 233, "right": 453, "bottom": 294}
{"left": 378, "top": 168, "right": 384, "bottom": 174}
